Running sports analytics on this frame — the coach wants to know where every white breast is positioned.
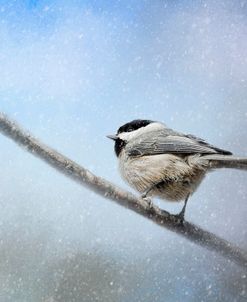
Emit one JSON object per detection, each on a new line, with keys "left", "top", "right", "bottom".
{"left": 118, "top": 151, "right": 207, "bottom": 202}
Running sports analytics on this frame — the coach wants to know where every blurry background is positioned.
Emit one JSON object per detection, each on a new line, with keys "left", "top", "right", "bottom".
{"left": 0, "top": 0, "right": 247, "bottom": 301}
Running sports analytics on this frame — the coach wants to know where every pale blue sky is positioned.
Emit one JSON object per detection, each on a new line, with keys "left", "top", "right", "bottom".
{"left": 0, "top": 1, "right": 246, "bottom": 301}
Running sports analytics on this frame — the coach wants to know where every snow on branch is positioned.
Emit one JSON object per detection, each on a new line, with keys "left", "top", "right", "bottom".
{"left": 0, "top": 113, "right": 246, "bottom": 268}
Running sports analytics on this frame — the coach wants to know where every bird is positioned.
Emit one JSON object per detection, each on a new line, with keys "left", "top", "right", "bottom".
{"left": 107, "top": 119, "right": 247, "bottom": 219}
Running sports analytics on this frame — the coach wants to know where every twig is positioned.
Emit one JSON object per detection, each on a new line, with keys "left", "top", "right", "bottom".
{"left": 0, "top": 113, "right": 246, "bottom": 268}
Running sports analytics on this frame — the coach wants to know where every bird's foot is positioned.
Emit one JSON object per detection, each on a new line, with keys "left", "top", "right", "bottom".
{"left": 141, "top": 195, "right": 154, "bottom": 211}
{"left": 141, "top": 185, "right": 155, "bottom": 199}
{"left": 141, "top": 191, "right": 148, "bottom": 199}
{"left": 178, "top": 208, "right": 185, "bottom": 220}
{"left": 173, "top": 210, "right": 185, "bottom": 225}
{"left": 173, "top": 194, "right": 189, "bottom": 224}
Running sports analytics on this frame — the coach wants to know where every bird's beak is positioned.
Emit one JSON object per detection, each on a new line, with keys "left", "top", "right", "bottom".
{"left": 106, "top": 134, "right": 118, "bottom": 141}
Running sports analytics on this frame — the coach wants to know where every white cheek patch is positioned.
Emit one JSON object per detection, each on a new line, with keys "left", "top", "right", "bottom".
{"left": 118, "top": 122, "right": 165, "bottom": 141}
{"left": 118, "top": 131, "right": 138, "bottom": 141}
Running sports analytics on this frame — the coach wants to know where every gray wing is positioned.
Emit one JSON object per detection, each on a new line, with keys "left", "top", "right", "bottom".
{"left": 126, "top": 129, "right": 232, "bottom": 157}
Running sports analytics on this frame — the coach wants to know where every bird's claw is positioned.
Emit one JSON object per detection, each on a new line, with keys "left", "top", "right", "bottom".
{"left": 141, "top": 196, "right": 153, "bottom": 211}
{"left": 173, "top": 211, "right": 185, "bottom": 225}
{"left": 141, "top": 191, "right": 148, "bottom": 199}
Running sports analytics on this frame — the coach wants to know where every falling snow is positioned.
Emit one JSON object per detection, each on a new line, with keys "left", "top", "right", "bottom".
{"left": 0, "top": 1, "right": 247, "bottom": 301}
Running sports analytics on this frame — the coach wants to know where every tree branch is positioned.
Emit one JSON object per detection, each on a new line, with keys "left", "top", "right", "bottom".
{"left": 0, "top": 113, "right": 246, "bottom": 268}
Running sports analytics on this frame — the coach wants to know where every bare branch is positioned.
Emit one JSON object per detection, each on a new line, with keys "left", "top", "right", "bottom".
{"left": 0, "top": 113, "right": 246, "bottom": 268}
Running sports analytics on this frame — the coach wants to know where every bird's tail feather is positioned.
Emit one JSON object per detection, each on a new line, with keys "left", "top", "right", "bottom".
{"left": 203, "top": 155, "right": 247, "bottom": 170}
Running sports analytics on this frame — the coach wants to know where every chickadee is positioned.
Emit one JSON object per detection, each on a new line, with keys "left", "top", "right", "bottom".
{"left": 107, "top": 119, "right": 247, "bottom": 218}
